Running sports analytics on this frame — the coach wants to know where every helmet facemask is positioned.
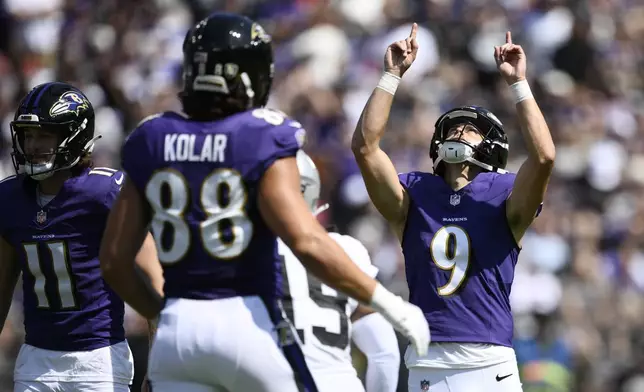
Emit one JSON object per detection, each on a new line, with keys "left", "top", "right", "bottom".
{"left": 430, "top": 107, "right": 509, "bottom": 176}
{"left": 10, "top": 118, "right": 98, "bottom": 181}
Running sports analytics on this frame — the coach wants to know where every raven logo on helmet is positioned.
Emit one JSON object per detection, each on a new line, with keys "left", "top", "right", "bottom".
{"left": 49, "top": 92, "right": 90, "bottom": 117}
{"left": 251, "top": 23, "right": 271, "bottom": 43}
{"left": 10, "top": 82, "right": 98, "bottom": 181}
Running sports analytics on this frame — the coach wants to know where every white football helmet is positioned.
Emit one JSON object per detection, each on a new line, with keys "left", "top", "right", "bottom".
{"left": 296, "top": 150, "right": 329, "bottom": 216}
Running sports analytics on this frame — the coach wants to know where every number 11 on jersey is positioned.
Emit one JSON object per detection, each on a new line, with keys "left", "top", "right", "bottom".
{"left": 22, "top": 241, "right": 77, "bottom": 309}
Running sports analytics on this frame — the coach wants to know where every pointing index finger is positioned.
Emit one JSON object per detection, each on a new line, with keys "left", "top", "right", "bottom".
{"left": 506, "top": 31, "right": 512, "bottom": 44}
{"left": 410, "top": 23, "right": 418, "bottom": 40}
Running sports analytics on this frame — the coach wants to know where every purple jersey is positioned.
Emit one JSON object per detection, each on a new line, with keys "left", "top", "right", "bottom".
{"left": 121, "top": 110, "right": 305, "bottom": 303}
{"left": 0, "top": 168, "right": 126, "bottom": 351}
{"left": 398, "top": 171, "right": 520, "bottom": 347}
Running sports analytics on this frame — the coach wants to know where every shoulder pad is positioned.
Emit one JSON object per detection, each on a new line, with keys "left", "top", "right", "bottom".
{"left": 399, "top": 171, "right": 434, "bottom": 189}
{"left": 239, "top": 109, "right": 307, "bottom": 183}
{"left": 0, "top": 175, "right": 19, "bottom": 196}
{"left": 87, "top": 167, "right": 119, "bottom": 177}
{"left": 0, "top": 175, "right": 18, "bottom": 186}
{"left": 85, "top": 167, "right": 124, "bottom": 190}
{"left": 80, "top": 168, "right": 124, "bottom": 208}
{"left": 245, "top": 109, "right": 305, "bottom": 138}
{"left": 490, "top": 172, "right": 516, "bottom": 193}
{"left": 134, "top": 111, "right": 184, "bottom": 129}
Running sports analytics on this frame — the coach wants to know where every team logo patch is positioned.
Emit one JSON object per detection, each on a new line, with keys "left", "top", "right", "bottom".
{"left": 251, "top": 23, "right": 271, "bottom": 43}
{"left": 36, "top": 210, "right": 47, "bottom": 225}
{"left": 420, "top": 380, "right": 430, "bottom": 391}
{"left": 449, "top": 193, "right": 461, "bottom": 206}
{"left": 295, "top": 128, "right": 306, "bottom": 148}
{"left": 49, "top": 91, "right": 89, "bottom": 117}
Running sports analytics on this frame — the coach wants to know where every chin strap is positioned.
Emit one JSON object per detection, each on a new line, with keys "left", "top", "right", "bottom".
{"left": 433, "top": 141, "right": 507, "bottom": 174}
{"left": 433, "top": 154, "right": 507, "bottom": 174}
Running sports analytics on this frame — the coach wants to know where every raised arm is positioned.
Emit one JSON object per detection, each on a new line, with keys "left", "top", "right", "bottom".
{"left": 495, "top": 32, "right": 555, "bottom": 242}
{"left": 351, "top": 24, "right": 419, "bottom": 230}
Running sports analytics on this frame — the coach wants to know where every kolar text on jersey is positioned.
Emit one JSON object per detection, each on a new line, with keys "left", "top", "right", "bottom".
{"left": 164, "top": 133, "right": 227, "bottom": 163}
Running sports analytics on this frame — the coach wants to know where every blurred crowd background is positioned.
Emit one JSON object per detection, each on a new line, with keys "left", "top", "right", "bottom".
{"left": 1, "top": 0, "right": 644, "bottom": 391}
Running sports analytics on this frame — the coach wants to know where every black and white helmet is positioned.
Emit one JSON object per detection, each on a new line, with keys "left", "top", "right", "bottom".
{"left": 430, "top": 106, "right": 509, "bottom": 175}
{"left": 10, "top": 82, "right": 99, "bottom": 180}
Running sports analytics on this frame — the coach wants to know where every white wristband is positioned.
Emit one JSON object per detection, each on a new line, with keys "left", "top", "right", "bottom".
{"left": 376, "top": 72, "right": 401, "bottom": 96}
{"left": 369, "top": 282, "right": 403, "bottom": 314}
{"left": 509, "top": 80, "right": 533, "bottom": 104}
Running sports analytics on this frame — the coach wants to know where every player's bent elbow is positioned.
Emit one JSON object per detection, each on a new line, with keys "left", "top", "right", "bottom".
{"left": 539, "top": 150, "right": 556, "bottom": 166}
{"left": 351, "top": 136, "right": 378, "bottom": 158}
{"left": 99, "top": 258, "right": 115, "bottom": 278}
{"left": 98, "top": 248, "right": 120, "bottom": 280}
{"left": 535, "top": 143, "right": 556, "bottom": 167}
{"left": 527, "top": 151, "right": 555, "bottom": 171}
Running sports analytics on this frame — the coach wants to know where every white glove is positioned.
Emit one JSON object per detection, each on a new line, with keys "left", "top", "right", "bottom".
{"left": 369, "top": 283, "right": 430, "bottom": 356}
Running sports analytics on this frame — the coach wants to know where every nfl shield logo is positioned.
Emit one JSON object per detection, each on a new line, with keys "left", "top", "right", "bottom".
{"left": 36, "top": 210, "right": 47, "bottom": 225}
{"left": 421, "top": 380, "right": 430, "bottom": 390}
{"left": 449, "top": 194, "right": 461, "bottom": 206}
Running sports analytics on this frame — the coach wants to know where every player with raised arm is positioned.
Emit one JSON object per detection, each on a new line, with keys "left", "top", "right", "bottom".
{"left": 279, "top": 150, "right": 400, "bottom": 392}
{"left": 0, "top": 82, "right": 160, "bottom": 392}
{"left": 352, "top": 25, "right": 555, "bottom": 392}
{"left": 99, "top": 12, "right": 428, "bottom": 392}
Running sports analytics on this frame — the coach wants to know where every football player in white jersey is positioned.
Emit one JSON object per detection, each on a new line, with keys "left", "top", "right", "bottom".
{"left": 278, "top": 151, "right": 401, "bottom": 392}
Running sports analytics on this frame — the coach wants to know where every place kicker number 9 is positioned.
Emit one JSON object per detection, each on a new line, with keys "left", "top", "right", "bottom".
{"left": 429, "top": 226, "right": 470, "bottom": 296}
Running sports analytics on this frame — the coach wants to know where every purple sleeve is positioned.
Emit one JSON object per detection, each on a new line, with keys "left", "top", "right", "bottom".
{"left": 0, "top": 176, "right": 18, "bottom": 238}
{"left": 398, "top": 172, "right": 410, "bottom": 189}
{"left": 494, "top": 173, "right": 516, "bottom": 205}
{"left": 120, "top": 122, "right": 155, "bottom": 194}
{"left": 243, "top": 124, "right": 306, "bottom": 183}
{"left": 398, "top": 171, "right": 424, "bottom": 191}
{"left": 492, "top": 172, "right": 543, "bottom": 217}
{"left": 102, "top": 170, "right": 125, "bottom": 209}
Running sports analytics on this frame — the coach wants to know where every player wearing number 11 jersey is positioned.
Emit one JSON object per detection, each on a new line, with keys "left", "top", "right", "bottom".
{"left": 100, "top": 12, "right": 429, "bottom": 392}
{"left": 0, "top": 82, "right": 159, "bottom": 392}
{"left": 352, "top": 26, "right": 555, "bottom": 391}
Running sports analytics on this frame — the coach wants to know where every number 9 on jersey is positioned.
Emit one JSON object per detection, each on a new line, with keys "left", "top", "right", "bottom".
{"left": 429, "top": 225, "right": 471, "bottom": 296}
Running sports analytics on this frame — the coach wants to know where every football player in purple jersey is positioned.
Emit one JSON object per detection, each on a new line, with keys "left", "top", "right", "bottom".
{"left": 99, "top": 12, "right": 429, "bottom": 392}
{"left": 352, "top": 25, "right": 555, "bottom": 392}
{"left": 0, "top": 82, "right": 161, "bottom": 392}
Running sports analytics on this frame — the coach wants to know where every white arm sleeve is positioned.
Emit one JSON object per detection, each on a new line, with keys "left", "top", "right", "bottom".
{"left": 352, "top": 313, "right": 400, "bottom": 392}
